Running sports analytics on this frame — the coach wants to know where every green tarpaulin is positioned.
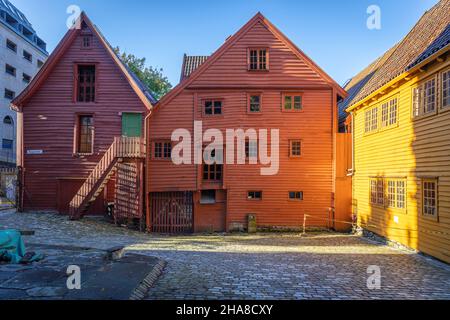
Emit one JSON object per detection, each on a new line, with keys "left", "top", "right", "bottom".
{"left": 0, "top": 230, "right": 43, "bottom": 264}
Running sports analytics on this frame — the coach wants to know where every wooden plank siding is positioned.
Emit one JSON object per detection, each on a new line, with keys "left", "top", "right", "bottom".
{"left": 352, "top": 59, "right": 450, "bottom": 263}
{"left": 17, "top": 18, "right": 148, "bottom": 213}
{"left": 147, "top": 15, "right": 345, "bottom": 232}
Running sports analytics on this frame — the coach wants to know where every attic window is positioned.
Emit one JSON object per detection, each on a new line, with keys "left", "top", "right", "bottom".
{"left": 82, "top": 36, "right": 92, "bottom": 48}
{"left": 248, "top": 48, "right": 268, "bottom": 71}
{"left": 76, "top": 65, "right": 96, "bottom": 103}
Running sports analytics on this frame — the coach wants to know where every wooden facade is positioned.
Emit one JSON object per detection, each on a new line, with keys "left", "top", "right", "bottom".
{"left": 146, "top": 13, "right": 347, "bottom": 233}
{"left": 11, "top": 13, "right": 152, "bottom": 220}
{"left": 347, "top": 1, "right": 450, "bottom": 263}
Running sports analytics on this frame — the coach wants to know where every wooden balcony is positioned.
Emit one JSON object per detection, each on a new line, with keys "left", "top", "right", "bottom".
{"left": 69, "top": 137, "right": 145, "bottom": 220}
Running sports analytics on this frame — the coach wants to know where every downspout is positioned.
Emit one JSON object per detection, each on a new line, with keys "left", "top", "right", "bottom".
{"left": 144, "top": 110, "right": 152, "bottom": 232}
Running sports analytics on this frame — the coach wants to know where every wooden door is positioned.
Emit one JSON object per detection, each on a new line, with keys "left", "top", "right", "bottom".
{"left": 150, "top": 192, "right": 194, "bottom": 233}
{"left": 122, "top": 113, "right": 143, "bottom": 137}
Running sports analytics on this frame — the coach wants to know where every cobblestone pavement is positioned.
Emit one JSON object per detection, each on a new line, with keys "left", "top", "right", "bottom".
{"left": 1, "top": 210, "right": 450, "bottom": 300}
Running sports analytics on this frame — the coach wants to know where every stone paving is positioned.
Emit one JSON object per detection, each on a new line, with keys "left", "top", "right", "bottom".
{"left": 1, "top": 210, "right": 450, "bottom": 300}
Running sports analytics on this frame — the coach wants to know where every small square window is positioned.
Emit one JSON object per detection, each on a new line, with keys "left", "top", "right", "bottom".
{"left": 4, "top": 89, "right": 15, "bottom": 100}
{"left": 290, "top": 140, "right": 302, "bottom": 157}
{"left": 5, "top": 64, "right": 16, "bottom": 77}
{"left": 82, "top": 36, "right": 92, "bottom": 48}
{"left": 154, "top": 142, "right": 171, "bottom": 159}
{"left": 23, "top": 50, "right": 32, "bottom": 62}
{"left": 289, "top": 191, "right": 303, "bottom": 201}
{"left": 248, "top": 49, "right": 268, "bottom": 71}
{"left": 284, "top": 94, "right": 303, "bottom": 111}
{"left": 247, "top": 191, "right": 262, "bottom": 200}
{"left": 200, "top": 190, "right": 216, "bottom": 204}
{"left": 6, "top": 39, "right": 17, "bottom": 52}
{"left": 204, "top": 100, "right": 222, "bottom": 115}
{"left": 23, "top": 73, "right": 31, "bottom": 83}
{"left": 249, "top": 95, "right": 261, "bottom": 113}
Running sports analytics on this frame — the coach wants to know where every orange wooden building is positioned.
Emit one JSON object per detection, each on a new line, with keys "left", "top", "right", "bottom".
{"left": 146, "top": 13, "right": 348, "bottom": 233}
{"left": 11, "top": 13, "right": 154, "bottom": 224}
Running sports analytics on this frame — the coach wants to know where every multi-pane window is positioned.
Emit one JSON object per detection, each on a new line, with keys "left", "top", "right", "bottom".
{"left": 442, "top": 69, "right": 450, "bottom": 109}
{"left": 381, "top": 98, "right": 398, "bottom": 127}
{"left": 370, "top": 178, "right": 384, "bottom": 205}
{"left": 245, "top": 140, "right": 258, "bottom": 159}
{"left": 203, "top": 163, "right": 223, "bottom": 181}
{"left": 5, "top": 64, "right": 16, "bottom": 76}
{"left": 365, "top": 107, "right": 378, "bottom": 133}
{"left": 2, "top": 139, "right": 13, "bottom": 150}
{"left": 247, "top": 191, "right": 262, "bottom": 200}
{"left": 248, "top": 49, "right": 268, "bottom": 70}
{"left": 4, "top": 89, "right": 15, "bottom": 100}
{"left": 82, "top": 36, "right": 92, "bottom": 48}
{"left": 23, "top": 73, "right": 31, "bottom": 84}
{"left": 77, "top": 65, "right": 96, "bottom": 102}
{"left": 423, "top": 179, "right": 438, "bottom": 218}
{"left": 6, "top": 39, "right": 17, "bottom": 52}
{"left": 77, "top": 115, "right": 93, "bottom": 154}
{"left": 284, "top": 95, "right": 302, "bottom": 111}
{"left": 204, "top": 100, "right": 222, "bottom": 115}
{"left": 289, "top": 191, "right": 303, "bottom": 201}
{"left": 249, "top": 95, "right": 261, "bottom": 112}
{"left": 154, "top": 142, "right": 171, "bottom": 159}
{"left": 413, "top": 77, "right": 437, "bottom": 117}
{"left": 23, "top": 50, "right": 32, "bottom": 62}
{"left": 386, "top": 179, "right": 406, "bottom": 209}
{"left": 290, "top": 140, "right": 302, "bottom": 157}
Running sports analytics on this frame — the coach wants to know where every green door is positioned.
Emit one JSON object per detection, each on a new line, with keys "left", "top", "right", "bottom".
{"left": 122, "top": 113, "right": 143, "bottom": 137}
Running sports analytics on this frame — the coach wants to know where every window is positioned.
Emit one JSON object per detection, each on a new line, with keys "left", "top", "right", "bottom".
{"left": 386, "top": 179, "right": 406, "bottom": 209}
{"left": 442, "top": 69, "right": 450, "bottom": 109}
{"left": 248, "top": 95, "right": 261, "bottom": 113}
{"left": 77, "top": 115, "right": 94, "bottom": 154}
{"left": 2, "top": 139, "right": 13, "bottom": 150}
{"left": 3, "top": 116, "right": 13, "bottom": 125}
{"left": 6, "top": 39, "right": 16, "bottom": 52}
{"left": 412, "top": 77, "right": 437, "bottom": 117}
{"left": 422, "top": 179, "right": 438, "bottom": 218}
{"left": 4, "top": 89, "right": 15, "bottom": 100}
{"left": 5, "top": 64, "right": 16, "bottom": 76}
{"left": 370, "top": 178, "right": 384, "bottom": 206}
{"left": 82, "top": 36, "right": 92, "bottom": 48}
{"left": 247, "top": 191, "right": 262, "bottom": 200}
{"left": 153, "top": 142, "right": 172, "bottom": 159}
{"left": 284, "top": 94, "right": 302, "bottom": 111}
{"left": 37, "top": 60, "right": 44, "bottom": 68}
{"left": 365, "top": 107, "right": 378, "bottom": 133}
{"left": 23, "top": 50, "right": 32, "bottom": 62}
{"left": 248, "top": 48, "right": 268, "bottom": 71}
{"left": 204, "top": 100, "right": 222, "bottom": 115}
{"left": 200, "top": 190, "right": 216, "bottom": 204}
{"left": 381, "top": 97, "right": 398, "bottom": 128}
{"left": 203, "top": 163, "right": 223, "bottom": 181}
{"left": 289, "top": 191, "right": 303, "bottom": 201}
{"left": 290, "top": 140, "right": 302, "bottom": 157}
{"left": 77, "top": 65, "right": 96, "bottom": 102}
{"left": 245, "top": 140, "right": 258, "bottom": 159}
{"left": 23, "top": 73, "right": 31, "bottom": 83}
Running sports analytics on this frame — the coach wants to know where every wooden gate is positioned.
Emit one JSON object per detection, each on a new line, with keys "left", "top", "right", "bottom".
{"left": 150, "top": 192, "right": 194, "bottom": 233}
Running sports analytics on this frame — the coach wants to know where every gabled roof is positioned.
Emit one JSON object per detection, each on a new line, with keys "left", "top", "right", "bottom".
{"left": 180, "top": 55, "right": 209, "bottom": 81}
{"left": 11, "top": 12, "right": 156, "bottom": 111}
{"left": 338, "top": 43, "right": 399, "bottom": 124}
{"left": 155, "top": 12, "right": 347, "bottom": 112}
{"left": 347, "top": 0, "right": 450, "bottom": 111}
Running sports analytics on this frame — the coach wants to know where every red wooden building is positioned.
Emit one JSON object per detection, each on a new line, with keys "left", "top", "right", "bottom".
{"left": 146, "top": 13, "right": 347, "bottom": 233}
{"left": 11, "top": 13, "right": 154, "bottom": 224}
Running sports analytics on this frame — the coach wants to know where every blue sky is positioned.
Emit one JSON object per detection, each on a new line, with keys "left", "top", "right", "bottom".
{"left": 12, "top": 0, "right": 439, "bottom": 86}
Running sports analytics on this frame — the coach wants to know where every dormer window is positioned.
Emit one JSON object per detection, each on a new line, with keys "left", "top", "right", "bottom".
{"left": 248, "top": 48, "right": 268, "bottom": 71}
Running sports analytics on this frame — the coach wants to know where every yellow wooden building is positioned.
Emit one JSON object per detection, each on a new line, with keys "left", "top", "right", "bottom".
{"left": 343, "top": 0, "right": 450, "bottom": 263}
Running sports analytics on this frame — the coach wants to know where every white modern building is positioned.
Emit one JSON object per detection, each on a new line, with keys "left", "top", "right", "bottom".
{"left": 0, "top": 0, "right": 47, "bottom": 166}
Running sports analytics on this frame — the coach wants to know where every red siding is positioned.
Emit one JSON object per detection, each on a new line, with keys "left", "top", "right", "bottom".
{"left": 147, "top": 18, "right": 339, "bottom": 231}
{"left": 20, "top": 26, "right": 147, "bottom": 212}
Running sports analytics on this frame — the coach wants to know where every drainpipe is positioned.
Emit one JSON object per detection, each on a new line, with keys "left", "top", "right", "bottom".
{"left": 144, "top": 110, "right": 152, "bottom": 232}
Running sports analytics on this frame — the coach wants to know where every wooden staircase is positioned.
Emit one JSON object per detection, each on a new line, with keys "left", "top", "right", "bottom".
{"left": 69, "top": 137, "right": 145, "bottom": 220}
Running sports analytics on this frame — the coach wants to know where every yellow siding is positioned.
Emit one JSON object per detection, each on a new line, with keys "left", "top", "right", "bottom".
{"left": 353, "top": 60, "right": 450, "bottom": 263}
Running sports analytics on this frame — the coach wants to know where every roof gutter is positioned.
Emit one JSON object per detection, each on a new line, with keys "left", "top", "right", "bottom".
{"left": 346, "top": 45, "right": 449, "bottom": 114}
